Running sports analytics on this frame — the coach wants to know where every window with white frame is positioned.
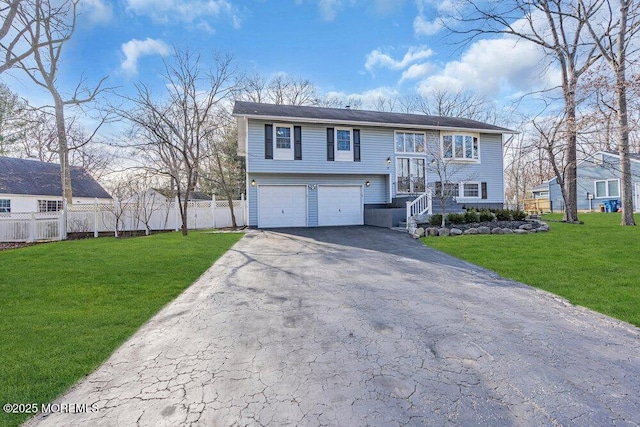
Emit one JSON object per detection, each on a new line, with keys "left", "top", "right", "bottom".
{"left": 38, "top": 200, "right": 63, "bottom": 212}
{"left": 0, "top": 199, "right": 10, "bottom": 213}
{"left": 441, "top": 132, "right": 479, "bottom": 161}
{"left": 594, "top": 179, "right": 620, "bottom": 198}
{"left": 335, "top": 128, "right": 353, "bottom": 161}
{"left": 274, "top": 124, "right": 294, "bottom": 160}
{"left": 396, "top": 158, "right": 426, "bottom": 193}
{"left": 460, "top": 182, "right": 481, "bottom": 198}
{"left": 395, "top": 131, "right": 426, "bottom": 153}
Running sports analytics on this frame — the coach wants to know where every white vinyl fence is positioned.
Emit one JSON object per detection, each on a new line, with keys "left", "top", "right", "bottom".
{"left": 0, "top": 196, "right": 246, "bottom": 243}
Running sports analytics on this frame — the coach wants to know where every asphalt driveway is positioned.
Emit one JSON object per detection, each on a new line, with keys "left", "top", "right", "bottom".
{"left": 29, "top": 227, "right": 640, "bottom": 426}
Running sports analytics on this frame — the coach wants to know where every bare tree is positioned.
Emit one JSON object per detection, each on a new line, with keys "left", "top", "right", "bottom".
{"left": 583, "top": 0, "right": 639, "bottom": 225}
{"left": 0, "top": 81, "right": 28, "bottom": 154}
{"left": 403, "top": 89, "right": 498, "bottom": 123}
{"left": 451, "top": 0, "right": 603, "bottom": 222}
{"left": 17, "top": 0, "right": 108, "bottom": 204}
{"left": 201, "top": 118, "right": 245, "bottom": 228}
{"left": 119, "top": 50, "right": 239, "bottom": 235}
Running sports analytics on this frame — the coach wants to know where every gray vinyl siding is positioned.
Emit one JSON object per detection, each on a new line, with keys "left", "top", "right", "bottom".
{"left": 423, "top": 132, "right": 504, "bottom": 204}
{"left": 247, "top": 173, "right": 388, "bottom": 227}
{"left": 247, "top": 120, "right": 392, "bottom": 175}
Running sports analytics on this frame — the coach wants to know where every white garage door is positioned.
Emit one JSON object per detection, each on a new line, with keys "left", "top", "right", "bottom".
{"left": 318, "top": 185, "right": 363, "bottom": 226}
{"left": 258, "top": 185, "right": 307, "bottom": 228}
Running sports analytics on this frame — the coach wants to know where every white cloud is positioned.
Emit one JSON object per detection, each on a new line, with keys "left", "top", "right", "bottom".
{"left": 413, "top": 0, "right": 457, "bottom": 37}
{"left": 400, "top": 62, "right": 433, "bottom": 83}
{"left": 81, "top": 0, "right": 113, "bottom": 25}
{"left": 125, "top": 0, "right": 242, "bottom": 28}
{"left": 318, "top": 0, "right": 341, "bottom": 21}
{"left": 413, "top": 15, "right": 443, "bottom": 36}
{"left": 417, "top": 37, "right": 555, "bottom": 96}
{"left": 324, "top": 87, "right": 401, "bottom": 109}
{"left": 121, "top": 38, "right": 170, "bottom": 75}
{"left": 365, "top": 46, "right": 434, "bottom": 73}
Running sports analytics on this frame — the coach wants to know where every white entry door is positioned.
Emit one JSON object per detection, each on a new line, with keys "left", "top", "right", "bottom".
{"left": 258, "top": 185, "right": 307, "bottom": 228}
{"left": 317, "top": 185, "right": 363, "bottom": 226}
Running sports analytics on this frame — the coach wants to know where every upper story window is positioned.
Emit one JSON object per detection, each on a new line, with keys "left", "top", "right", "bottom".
{"left": 442, "top": 132, "right": 479, "bottom": 161}
{"left": 595, "top": 179, "right": 619, "bottom": 198}
{"left": 274, "top": 124, "right": 294, "bottom": 160}
{"left": 0, "top": 199, "right": 10, "bottom": 213}
{"left": 38, "top": 200, "right": 63, "bottom": 212}
{"left": 395, "top": 131, "right": 425, "bottom": 154}
{"left": 335, "top": 128, "right": 353, "bottom": 161}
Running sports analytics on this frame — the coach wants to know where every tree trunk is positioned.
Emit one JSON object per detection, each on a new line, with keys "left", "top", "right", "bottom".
{"left": 616, "top": 0, "right": 635, "bottom": 226}
{"left": 54, "top": 96, "right": 72, "bottom": 204}
{"left": 563, "top": 76, "right": 579, "bottom": 222}
{"left": 226, "top": 193, "right": 237, "bottom": 228}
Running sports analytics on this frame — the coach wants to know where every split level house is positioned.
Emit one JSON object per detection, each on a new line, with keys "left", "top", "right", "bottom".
{"left": 233, "top": 101, "right": 514, "bottom": 228}
{"left": 530, "top": 151, "right": 640, "bottom": 213}
{"left": 0, "top": 156, "right": 111, "bottom": 213}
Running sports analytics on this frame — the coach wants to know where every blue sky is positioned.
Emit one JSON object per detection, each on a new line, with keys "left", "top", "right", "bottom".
{"left": 3, "top": 0, "right": 555, "bottom": 117}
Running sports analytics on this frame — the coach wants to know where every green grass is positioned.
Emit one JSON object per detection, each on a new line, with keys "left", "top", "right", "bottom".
{"left": 0, "top": 231, "right": 242, "bottom": 427}
{"left": 422, "top": 213, "right": 640, "bottom": 327}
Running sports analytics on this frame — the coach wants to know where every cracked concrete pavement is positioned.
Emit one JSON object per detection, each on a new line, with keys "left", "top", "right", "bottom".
{"left": 27, "top": 226, "right": 640, "bottom": 426}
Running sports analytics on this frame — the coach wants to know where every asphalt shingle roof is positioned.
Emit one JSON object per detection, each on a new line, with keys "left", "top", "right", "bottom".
{"left": 233, "top": 101, "right": 514, "bottom": 133}
{"left": 0, "top": 156, "right": 111, "bottom": 198}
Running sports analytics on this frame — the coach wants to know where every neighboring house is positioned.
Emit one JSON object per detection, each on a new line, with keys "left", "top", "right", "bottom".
{"left": 532, "top": 151, "right": 640, "bottom": 212}
{"left": 0, "top": 156, "right": 111, "bottom": 213}
{"left": 233, "top": 101, "right": 513, "bottom": 228}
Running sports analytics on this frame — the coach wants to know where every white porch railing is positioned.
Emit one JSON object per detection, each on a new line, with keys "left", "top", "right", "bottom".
{"left": 406, "top": 189, "right": 432, "bottom": 230}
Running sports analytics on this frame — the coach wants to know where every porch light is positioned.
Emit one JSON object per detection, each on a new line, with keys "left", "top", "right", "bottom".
{"left": 251, "top": 179, "right": 256, "bottom": 187}
{"left": 365, "top": 181, "right": 371, "bottom": 187}
{"left": 386, "top": 157, "right": 391, "bottom": 164}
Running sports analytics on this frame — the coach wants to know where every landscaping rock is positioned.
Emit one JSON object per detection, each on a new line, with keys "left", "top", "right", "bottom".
{"left": 412, "top": 233, "right": 420, "bottom": 239}
{"left": 537, "top": 226, "right": 550, "bottom": 232}
{"left": 501, "top": 228, "right": 514, "bottom": 234}
{"left": 426, "top": 227, "right": 439, "bottom": 237}
{"left": 477, "top": 226, "right": 491, "bottom": 234}
{"left": 464, "top": 228, "right": 478, "bottom": 235}
{"left": 513, "top": 229, "right": 528, "bottom": 234}
{"left": 438, "top": 228, "right": 450, "bottom": 237}
{"left": 491, "top": 227, "right": 503, "bottom": 235}
{"left": 450, "top": 228, "right": 463, "bottom": 236}
{"left": 519, "top": 223, "right": 533, "bottom": 230}
{"left": 415, "top": 227, "right": 425, "bottom": 237}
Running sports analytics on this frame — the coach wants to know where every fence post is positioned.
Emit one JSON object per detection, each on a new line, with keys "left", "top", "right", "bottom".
{"left": 114, "top": 197, "right": 119, "bottom": 238}
{"left": 58, "top": 211, "right": 65, "bottom": 241}
{"left": 241, "top": 193, "right": 246, "bottom": 227}
{"left": 29, "top": 212, "right": 35, "bottom": 242}
{"left": 61, "top": 199, "right": 68, "bottom": 240}
{"left": 94, "top": 198, "right": 99, "bottom": 238}
{"left": 212, "top": 194, "right": 216, "bottom": 229}
{"left": 174, "top": 196, "right": 180, "bottom": 232}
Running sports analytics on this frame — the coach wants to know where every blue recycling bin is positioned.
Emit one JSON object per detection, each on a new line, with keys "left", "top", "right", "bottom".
{"left": 603, "top": 200, "right": 613, "bottom": 212}
{"left": 610, "top": 200, "right": 620, "bottom": 212}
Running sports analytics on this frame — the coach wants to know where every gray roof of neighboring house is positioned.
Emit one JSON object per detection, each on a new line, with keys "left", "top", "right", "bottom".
{"left": 531, "top": 182, "right": 550, "bottom": 192}
{"left": 233, "top": 101, "right": 514, "bottom": 133}
{"left": 0, "top": 156, "right": 111, "bottom": 198}
{"left": 602, "top": 151, "right": 640, "bottom": 162}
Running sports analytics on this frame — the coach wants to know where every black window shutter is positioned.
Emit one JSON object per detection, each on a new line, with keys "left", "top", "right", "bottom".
{"left": 294, "top": 126, "right": 302, "bottom": 160}
{"left": 327, "top": 128, "right": 334, "bottom": 161}
{"left": 481, "top": 182, "right": 488, "bottom": 199}
{"left": 264, "top": 124, "right": 273, "bottom": 159}
{"left": 353, "top": 129, "right": 361, "bottom": 162}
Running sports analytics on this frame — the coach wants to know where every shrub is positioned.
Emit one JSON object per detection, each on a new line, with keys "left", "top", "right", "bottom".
{"left": 511, "top": 210, "right": 527, "bottom": 221}
{"left": 447, "top": 213, "right": 466, "bottom": 224}
{"left": 464, "top": 209, "right": 478, "bottom": 223}
{"left": 478, "top": 209, "right": 494, "bottom": 222}
{"left": 494, "top": 209, "right": 512, "bottom": 221}
{"left": 430, "top": 214, "right": 443, "bottom": 226}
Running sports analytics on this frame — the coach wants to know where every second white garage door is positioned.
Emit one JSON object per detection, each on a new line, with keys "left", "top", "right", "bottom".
{"left": 317, "top": 185, "right": 363, "bottom": 226}
{"left": 258, "top": 185, "right": 307, "bottom": 228}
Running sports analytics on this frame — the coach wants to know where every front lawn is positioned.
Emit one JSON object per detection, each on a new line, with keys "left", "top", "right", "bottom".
{"left": 0, "top": 231, "right": 243, "bottom": 427}
{"left": 422, "top": 213, "right": 640, "bottom": 327}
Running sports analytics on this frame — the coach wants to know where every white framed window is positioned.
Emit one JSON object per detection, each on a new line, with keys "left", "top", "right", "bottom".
{"left": 335, "top": 127, "right": 353, "bottom": 162}
{"left": 274, "top": 123, "right": 294, "bottom": 160}
{"left": 395, "top": 131, "right": 426, "bottom": 154}
{"left": 459, "top": 182, "right": 481, "bottom": 199}
{"left": 441, "top": 132, "right": 479, "bottom": 161}
{"left": 594, "top": 179, "right": 620, "bottom": 198}
{"left": 38, "top": 200, "right": 63, "bottom": 212}
{"left": 0, "top": 199, "right": 10, "bottom": 213}
{"left": 396, "top": 158, "right": 426, "bottom": 193}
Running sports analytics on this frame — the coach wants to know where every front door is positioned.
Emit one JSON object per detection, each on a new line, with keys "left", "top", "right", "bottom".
{"left": 396, "top": 158, "right": 426, "bottom": 194}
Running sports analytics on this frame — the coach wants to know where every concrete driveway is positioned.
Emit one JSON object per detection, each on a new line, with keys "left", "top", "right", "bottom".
{"left": 29, "top": 227, "right": 640, "bottom": 426}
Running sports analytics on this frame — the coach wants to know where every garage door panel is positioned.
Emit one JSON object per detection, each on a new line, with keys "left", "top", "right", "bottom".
{"left": 258, "top": 185, "right": 307, "bottom": 228}
{"left": 318, "top": 185, "right": 363, "bottom": 226}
